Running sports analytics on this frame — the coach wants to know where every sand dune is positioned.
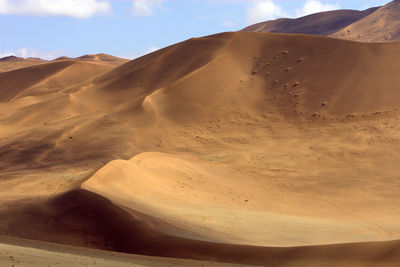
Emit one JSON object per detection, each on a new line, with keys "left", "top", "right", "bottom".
{"left": 244, "top": 0, "right": 400, "bottom": 42}
{"left": 331, "top": 0, "right": 400, "bottom": 41}
{"left": 242, "top": 8, "right": 378, "bottom": 36}
{"left": 55, "top": 53, "right": 129, "bottom": 66}
{"left": 0, "top": 53, "right": 127, "bottom": 74}
{"left": 2, "top": 31, "right": 400, "bottom": 265}
{"left": 0, "top": 56, "right": 48, "bottom": 73}
{"left": 81, "top": 151, "right": 399, "bottom": 246}
{"left": 0, "top": 60, "right": 114, "bottom": 102}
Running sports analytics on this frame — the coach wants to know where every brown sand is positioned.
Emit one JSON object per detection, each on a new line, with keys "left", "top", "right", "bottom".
{"left": 0, "top": 53, "right": 127, "bottom": 74}
{"left": 331, "top": 0, "right": 400, "bottom": 41}
{"left": 1, "top": 31, "right": 400, "bottom": 265}
{"left": 54, "top": 53, "right": 129, "bottom": 66}
{"left": 243, "top": 0, "right": 400, "bottom": 42}
{"left": 242, "top": 8, "right": 378, "bottom": 36}
{"left": 0, "top": 56, "right": 48, "bottom": 73}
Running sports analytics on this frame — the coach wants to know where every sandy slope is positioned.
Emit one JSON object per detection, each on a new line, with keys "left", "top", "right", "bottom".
{"left": 54, "top": 53, "right": 129, "bottom": 66}
{"left": 2, "top": 31, "right": 400, "bottom": 265}
{"left": 0, "top": 56, "right": 48, "bottom": 73}
{"left": 243, "top": 0, "right": 400, "bottom": 42}
{"left": 331, "top": 0, "right": 400, "bottom": 41}
{"left": 0, "top": 53, "right": 127, "bottom": 74}
{"left": 242, "top": 8, "right": 378, "bottom": 36}
{"left": 0, "top": 60, "right": 115, "bottom": 102}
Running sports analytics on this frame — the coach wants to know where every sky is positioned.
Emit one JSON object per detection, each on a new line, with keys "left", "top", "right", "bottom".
{"left": 0, "top": 0, "right": 390, "bottom": 60}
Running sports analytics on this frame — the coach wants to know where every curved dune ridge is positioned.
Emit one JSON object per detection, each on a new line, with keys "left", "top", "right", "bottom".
{"left": 81, "top": 151, "right": 400, "bottom": 247}
{"left": 1, "top": 31, "right": 400, "bottom": 265}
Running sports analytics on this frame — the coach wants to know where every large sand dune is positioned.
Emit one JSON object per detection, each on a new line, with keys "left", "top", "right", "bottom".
{"left": 331, "top": 0, "right": 400, "bottom": 41}
{"left": 244, "top": 0, "right": 400, "bottom": 42}
{"left": 242, "top": 8, "right": 378, "bottom": 36}
{"left": 1, "top": 31, "right": 400, "bottom": 265}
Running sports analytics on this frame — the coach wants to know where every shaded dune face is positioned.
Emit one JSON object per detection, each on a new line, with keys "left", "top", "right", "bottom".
{"left": 1, "top": 31, "right": 400, "bottom": 265}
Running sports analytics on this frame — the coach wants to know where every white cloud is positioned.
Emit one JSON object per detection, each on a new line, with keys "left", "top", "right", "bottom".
{"left": 132, "top": 0, "right": 163, "bottom": 17}
{"left": 296, "top": 0, "right": 340, "bottom": 17}
{"left": 246, "top": 1, "right": 288, "bottom": 24}
{"left": 0, "top": 0, "right": 110, "bottom": 18}
{"left": 0, "top": 48, "right": 65, "bottom": 60}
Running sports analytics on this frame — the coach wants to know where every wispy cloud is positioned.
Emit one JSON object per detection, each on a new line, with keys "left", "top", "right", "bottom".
{"left": 246, "top": 1, "right": 288, "bottom": 24}
{"left": 296, "top": 0, "right": 340, "bottom": 17}
{"left": 132, "top": 0, "right": 163, "bottom": 17}
{"left": 0, "top": 48, "right": 65, "bottom": 60}
{"left": 0, "top": 0, "right": 110, "bottom": 18}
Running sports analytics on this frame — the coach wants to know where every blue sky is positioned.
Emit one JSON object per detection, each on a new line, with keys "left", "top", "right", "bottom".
{"left": 0, "top": 0, "right": 390, "bottom": 60}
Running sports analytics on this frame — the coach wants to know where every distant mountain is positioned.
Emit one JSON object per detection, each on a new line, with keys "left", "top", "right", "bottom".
{"left": 243, "top": 0, "right": 400, "bottom": 42}
{"left": 331, "top": 0, "right": 400, "bottom": 41}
